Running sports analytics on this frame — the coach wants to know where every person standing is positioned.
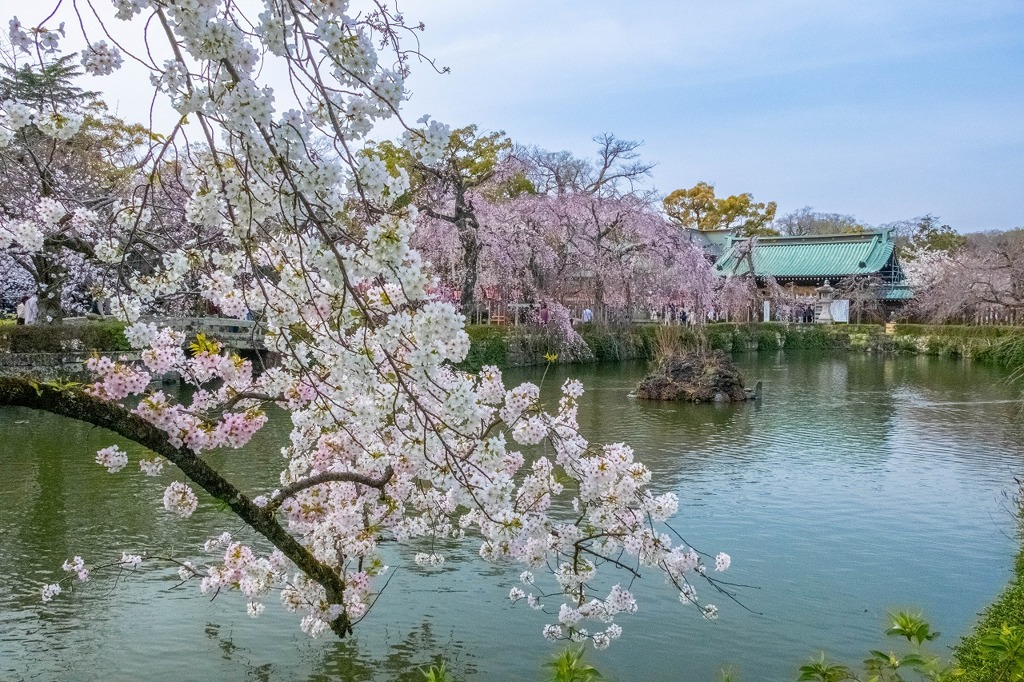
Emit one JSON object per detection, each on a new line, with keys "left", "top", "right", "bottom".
{"left": 16, "top": 295, "right": 27, "bottom": 325}
{"left": 539, "top": 302, "right": 549, "bottom": 325}
{"left": 23, "top": 294, "right": 38, "bottom": 325}
{"left": 581, "top": 307, "right": 593, "bottom": 324}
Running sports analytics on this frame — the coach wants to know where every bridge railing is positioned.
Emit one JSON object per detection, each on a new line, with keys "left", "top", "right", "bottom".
{"left": 145, "top": 317, "right": 266, "bottom": 350}
{"left": 63, "top": 315, "right": 266, "bottom": 351}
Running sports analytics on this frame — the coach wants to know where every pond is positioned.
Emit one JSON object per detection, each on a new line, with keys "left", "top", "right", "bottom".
{"left": 2, "top": 352, "right": 1023, "bottom": 680}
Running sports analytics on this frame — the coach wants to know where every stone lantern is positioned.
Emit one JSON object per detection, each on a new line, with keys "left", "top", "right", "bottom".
{"left": 815, "top": 279, "right": 834, "bottom": 324}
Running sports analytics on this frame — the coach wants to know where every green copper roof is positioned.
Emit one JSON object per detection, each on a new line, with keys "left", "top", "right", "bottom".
{"left": 714, "top": 231, "right": 896, "bottom": 280}
{"left": 879, "top": 284, "right": 914, "bottom": 301}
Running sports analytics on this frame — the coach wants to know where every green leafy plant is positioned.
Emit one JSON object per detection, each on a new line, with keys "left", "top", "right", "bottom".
{"left": 863, "top": 648, "right": 927, "bottom": 681}
{"left": 544, "top": 645, "right": 603, "bottom": 682}
{"left": 419, "top": 662, "right": 450, "bottom": 682}
{"left": 792, "top": 613, "right": 960, "bottom": 682}
{"left": 887, "top": 612, "right": 941, "bottom": 646}
{"left": 719, "top": 666, "right": 739, "bottom": 682}
{"left": 797, "top": 653, "right": 853, "bottom": 681}
{"left": 977, "top": 624, "right": 1024, "bottom": 681}
{"left": 953, "top": 480, "right": 1024, "bottom": 680}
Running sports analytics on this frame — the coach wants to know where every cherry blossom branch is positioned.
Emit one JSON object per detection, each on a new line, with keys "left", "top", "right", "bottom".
{"left": 271, "top": 465, "right": 395, "bottom": 507}
{"left": 0, "top": 376, "right": 357, "bottom": 637}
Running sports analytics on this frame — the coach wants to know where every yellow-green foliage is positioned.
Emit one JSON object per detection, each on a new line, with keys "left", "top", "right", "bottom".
{"left": 663, "top": 181, "right": 778, "bottom": 237}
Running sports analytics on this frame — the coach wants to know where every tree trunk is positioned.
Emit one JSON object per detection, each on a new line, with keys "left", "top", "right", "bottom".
{"left": 31, "top": 249, "right": 64, "bottom": 324}
{"left": 458, "top": 217, "right": 481, "bottom": 310}
{"left": 454, "top": 190, "right": 481, "bottom": 310}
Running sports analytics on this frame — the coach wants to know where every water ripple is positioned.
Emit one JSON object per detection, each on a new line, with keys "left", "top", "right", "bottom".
{"left": 1, "top": 353, "right": 1022, "bottom": 680}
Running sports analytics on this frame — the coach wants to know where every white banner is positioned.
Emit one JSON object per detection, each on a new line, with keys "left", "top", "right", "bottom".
{"left": 830, "top": 299, "right": 850, "bottom": 323}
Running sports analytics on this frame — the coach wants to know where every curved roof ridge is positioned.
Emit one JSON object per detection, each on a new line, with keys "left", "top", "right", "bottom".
{"left": 714, "top": 229, "right": 898, "bottom": 279}
{"left": 728, "top": 229, "right": 890, "bottom": 245}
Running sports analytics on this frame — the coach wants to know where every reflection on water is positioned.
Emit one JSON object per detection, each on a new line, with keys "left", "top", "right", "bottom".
{"left": 2, "top": 352, "right": 1023, "bottom": 680}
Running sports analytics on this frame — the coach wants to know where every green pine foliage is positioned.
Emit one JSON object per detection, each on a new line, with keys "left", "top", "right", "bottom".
{"left": 0, "top": 54, "right": 99, "bottom": 108}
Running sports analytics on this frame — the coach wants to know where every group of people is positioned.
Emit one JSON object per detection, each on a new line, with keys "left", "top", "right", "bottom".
{"left": 536, "top": 303, "right": 691, "bottom": 326}
{"left": 649, "top": 306, "right": 691, "bottom": 325}
{"left": 793, "top": 304, "right": 816, "bottom": 324}
{"left": 535, "top": 303, "right": 595, "bottom": 326}
{"left": 15, "top": 294, "right": 38, "bottom": 325}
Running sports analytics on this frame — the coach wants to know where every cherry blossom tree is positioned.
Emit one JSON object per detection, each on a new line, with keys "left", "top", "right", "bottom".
{"left": 534, "top": 191, "right": 711, "bottom": 319}
{"left": 0, "top": 53, "right": 158, "bottom": 321}
{"left": 376, "top": 125, "right": 521, "bottom": 309}
{"left": 399, "top": 133, "right": 720, "bottom": 327}
{"left": 513, "top": 137, "right": 717, "bottom": 321}
{"left": 716, "top": 275, "right": 759, "bottom": 322}
{"left": 0, "top": 0, "right": 730, "bottom": 649}
{"left": 836, "top": 275, "right": 885, "bottom": 323}
{"left": 907, "top": 229, "right": 1023, "bottom": 323}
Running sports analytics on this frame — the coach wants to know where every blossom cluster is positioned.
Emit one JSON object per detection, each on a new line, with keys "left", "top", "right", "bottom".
{"left": 163, "top": 481, "right": 199, "bottom": 518}
{"left": 81, "top": 41, "right": 124, "bottom": 75}
{"left": 8, "top": 17, "right": 64, "bottom": 54}
{"left": 62, "top": 556, "right": 90, "bottom": 583}
{"left": 199, "top": 537, "right": 288, "bottom": 624}
{"left": 0, "top": 196, "right": 98, "bottom": 254}
{"left": 85, "top": 356, "right": 150, "bottom": 401}
{"left": 0, "top": 96, "right": 84, "bottom": 148}
{"left": 95, "top": 445, "right": 128, "bottom": 473}
{"left": 23, "top": 0, "right": 729, "bottom": 647}
{"left": 40, "top": 583, "right": 62, "bottom": 602}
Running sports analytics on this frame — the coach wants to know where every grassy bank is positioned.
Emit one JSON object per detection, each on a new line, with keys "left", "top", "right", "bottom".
{"left": 5, "top": 319, "right": 1024, "bottom": 373}
{"left": 459, "top": 322, "right": 850, "bottom": 371}
{"left": 460, "top": 322, "right": 1024, "bottom": 372}
{"left": 952, "top": 487, "right": 1024, "bottom": 680}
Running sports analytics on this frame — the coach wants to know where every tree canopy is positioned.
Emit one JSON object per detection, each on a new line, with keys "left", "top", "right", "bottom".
{"left": 663, "top": 181, "right": 778, "bottom": 237}
{"left": 774, "top": 207, "right": 866, "bottom": 236}
{"left": 0, "top": 55, "right": 154, "bottom": 319}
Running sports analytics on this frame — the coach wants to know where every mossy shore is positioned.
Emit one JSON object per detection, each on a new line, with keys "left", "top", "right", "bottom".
{"left": 6, "top": 318, "right": 1024, "bottom": 369}
{"left": 6, "top": 318, "right": 1024, "bottom": 382}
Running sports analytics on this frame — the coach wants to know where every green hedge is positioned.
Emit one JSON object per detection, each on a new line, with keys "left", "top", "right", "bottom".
{"left": 703, "top": 322, "right": 881, "bottom": 352}
{"left": 893, "top": 323, "right": 1024, "bottom": 339}
{"left": 456, "top": 322, "right": 1024, "bottom": 371}
{"left": 457, "top": 322, "right": 881, "bottom": 370}
{"left": 0, "top": 320, "right": 129, "bottom": 353}
{"left": 458, "top": 325, "right": 509, "bottom": 370}
{"left": 578, "top": 324, "right": 659, "bottom": 362}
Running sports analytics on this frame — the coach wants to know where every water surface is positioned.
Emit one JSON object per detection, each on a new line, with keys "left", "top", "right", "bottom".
{"left": 2, "top": 352, "right": 1022, "bottom": 680}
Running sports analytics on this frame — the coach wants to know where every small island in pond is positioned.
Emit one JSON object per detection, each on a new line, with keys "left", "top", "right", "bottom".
{"left": 635, "top": 348, "right": 760, "bottom": 403}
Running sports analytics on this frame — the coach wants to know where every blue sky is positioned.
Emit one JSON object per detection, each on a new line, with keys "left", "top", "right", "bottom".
{"left": 3, "top": 0, "right": 1021, "bottom": 231}
{"left": 403, "top": 1, "right": 1024, "bottom": 231}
